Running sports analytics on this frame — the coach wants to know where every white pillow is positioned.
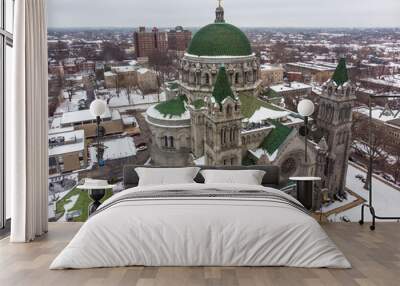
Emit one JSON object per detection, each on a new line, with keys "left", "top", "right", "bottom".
{"left": 135, "top": 167, "right": 200, "bottom": 186}
{"left": 200, "top": 169, "right": 266, "bottom": 185}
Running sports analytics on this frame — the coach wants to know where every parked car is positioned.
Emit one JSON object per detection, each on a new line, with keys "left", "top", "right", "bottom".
{"left": 355, "top": 174, "right": 364, "bottom": 180}
{"left": 382, "top": 174, "right": 394, "bottom": 182}
{"left": 137, "top": 145, "right": 148, "bottom": 152}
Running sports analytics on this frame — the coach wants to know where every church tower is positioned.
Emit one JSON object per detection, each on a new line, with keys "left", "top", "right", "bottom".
{"left": 317, "top": 58, "right": 356, "bottom": 198}
{"left": 204, "top": 67, "right": 242, "bottom": 166}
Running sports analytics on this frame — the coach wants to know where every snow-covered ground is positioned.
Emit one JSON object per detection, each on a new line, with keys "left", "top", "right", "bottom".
{"left": 58, "top": 194, "right": 79, "bottom": 222}
{"left": 329, "top": 163, "right": 400, "bottom": 222}
{"left": 55, "top": 90, "right": 88, "bottom": 114}
{"left": 89, "top": 137, "right": 137, "bottom": 161}
{"left": 321, "top": 192, "right": 357, "bottom": 213}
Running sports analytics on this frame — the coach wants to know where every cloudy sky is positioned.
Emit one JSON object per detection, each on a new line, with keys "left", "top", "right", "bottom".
{"left": 48, "top": 0, "right": 400, "bottom": 28}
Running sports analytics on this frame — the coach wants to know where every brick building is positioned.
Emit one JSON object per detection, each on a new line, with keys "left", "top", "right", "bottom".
{"left": 134, "top": 27, "right": 168, "bottom": 58}
{"left": 167, "top": 26, "right": 192, "bottom": 52}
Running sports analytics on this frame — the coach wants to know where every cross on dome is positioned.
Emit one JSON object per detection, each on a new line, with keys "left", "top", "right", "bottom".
{"left": 215, "top": 0, "right": 225, "bottom": 23}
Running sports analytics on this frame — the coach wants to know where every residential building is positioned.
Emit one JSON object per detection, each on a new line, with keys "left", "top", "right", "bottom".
{"left": 260, "top": 64, "right": 284, "bottom": 86}
{"left": 48, "top": 129, "right": 87, "bottom": 174}
{"left": 134, "top": 27, "right": 168, "bottom": 58}
{"left": 60, "top": 108, "right": 124, "bottom": 138}
{"left": 167, "top": 26, "right": 192, "bottom": 52}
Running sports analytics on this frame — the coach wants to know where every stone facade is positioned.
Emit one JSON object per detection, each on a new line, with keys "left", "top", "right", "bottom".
{"left": 316, "top": 80, "right": 356, "bottom": 198}
{"left": 146, "top": 105, "right": 192, "bottom": 166}
{"left": 203, "top": 96, "right": 243, "bottom": 166}
{"left": 178, "top": 54, "right": 263, "bottom": 103}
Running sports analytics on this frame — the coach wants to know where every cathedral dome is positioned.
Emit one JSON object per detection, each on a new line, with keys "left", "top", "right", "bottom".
{"left": 187, "top": 4, "right": 252, "bottom": 57}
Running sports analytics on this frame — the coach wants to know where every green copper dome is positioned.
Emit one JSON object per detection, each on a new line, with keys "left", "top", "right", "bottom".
{"left": 187, "top": 23, "right": 252, "bottom": 57}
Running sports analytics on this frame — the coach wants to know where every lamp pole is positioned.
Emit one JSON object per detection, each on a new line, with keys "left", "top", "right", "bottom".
{"left": 297, "top": 99, "right": 315, "bottom": 165}
{"left": 304, "top": 115, "right": 308, "bottom": 163}
{"left": 90, "top": 99, "right": 107, "bottom": 168}
{"left": 96, "top": 115, "right": 101, "bottom": 167}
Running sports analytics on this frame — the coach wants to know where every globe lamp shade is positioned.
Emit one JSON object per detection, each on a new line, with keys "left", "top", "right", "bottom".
{"left": 90, "top": 99, "right": 107, "bottom": 117}
{"left": 297, "top": 99, "right": 315, "bottom": 117}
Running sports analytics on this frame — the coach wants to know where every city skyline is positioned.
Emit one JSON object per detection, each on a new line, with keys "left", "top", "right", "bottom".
{"left": 47, "top": 0, "right": 400, "bottom": 29}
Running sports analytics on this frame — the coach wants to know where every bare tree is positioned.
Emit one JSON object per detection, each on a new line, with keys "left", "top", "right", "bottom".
{"left": 123, "top": 73, "right": 136, "bottom": 105}
{"left": 64, "top": 79, "right": 76, "bottom": 102}
{"left": 352, "top": 120, "right": 388, "bottom": 189}
{"left": 114, "top": 72, "right": 123, "bottom": 97}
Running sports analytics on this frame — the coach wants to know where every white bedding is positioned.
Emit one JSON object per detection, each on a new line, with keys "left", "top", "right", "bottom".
{"left": 50, "top": 183, "right": 351, "bottom": 269}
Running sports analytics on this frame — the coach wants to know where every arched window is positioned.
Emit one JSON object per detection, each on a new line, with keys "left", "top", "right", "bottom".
{"left": 235, "top": 73, "right": 240, "bottom": 84}
{"left": 226, "top": 105, "right": 232, "bottom": 116}
{"left": 169, "top": 136, "right": 174, "bottom": 148}
{"left": 223, "top": 129, "right": 227, "bottom": 144}
{"left": 229, "top": 128, "right": 233, "bottom": 142}
{"left": 205, "top": 73, "right": 210, "bottom": 85}
{"left": 163, "top": 136, "right": 168, "bottom": 147}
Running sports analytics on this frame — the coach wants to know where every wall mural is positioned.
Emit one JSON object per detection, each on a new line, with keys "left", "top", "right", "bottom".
{"left": 47, "top": 2, "right": 400, "bottom": 224}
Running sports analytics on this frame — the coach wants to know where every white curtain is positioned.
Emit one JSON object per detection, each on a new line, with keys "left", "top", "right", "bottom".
{"left": 8, "top": 0, "right": 48, "bottom": 242}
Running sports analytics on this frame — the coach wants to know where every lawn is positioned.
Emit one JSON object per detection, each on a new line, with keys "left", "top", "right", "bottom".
{"left": 239, "top": 93, "right": 283, "bottom": 118}
{"left": 56, "top": 188, "right": 113, "bottom": 222}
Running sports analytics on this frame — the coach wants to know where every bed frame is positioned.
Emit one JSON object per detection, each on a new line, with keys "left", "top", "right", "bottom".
{"left": 123, "top": 165, "right": 281, "bottom": 189}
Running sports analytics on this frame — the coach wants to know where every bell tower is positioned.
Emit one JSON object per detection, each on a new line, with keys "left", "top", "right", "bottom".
{"left": 204, "top": 67, "right": 242, "bottom": 166}
{"left": 317, "top": 58, "right": 356, "bottom": 198}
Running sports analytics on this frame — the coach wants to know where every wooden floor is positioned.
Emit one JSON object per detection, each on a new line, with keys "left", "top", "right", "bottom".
{"left": 0, "top": 222, "right": 399, "bottom": 286}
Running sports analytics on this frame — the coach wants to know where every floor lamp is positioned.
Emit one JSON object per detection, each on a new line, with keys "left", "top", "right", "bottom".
{"left": 297, "top": 99, "right": 315, "bottom": 163}
{"left": 359, "top": 93, "right": 400, "bottom": 231}
{"left": 88, "top": 99, "right": 107, "bottom": 214}
{"left": 90, "top": 99, "right": 107, "bottom": 167}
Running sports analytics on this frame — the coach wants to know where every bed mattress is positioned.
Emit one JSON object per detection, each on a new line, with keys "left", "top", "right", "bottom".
{"left": 50, "top": 183, "right": 351, "bottom": 269}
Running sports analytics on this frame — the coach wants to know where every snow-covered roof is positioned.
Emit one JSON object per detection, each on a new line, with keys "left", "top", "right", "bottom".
{"left": 61, "top": 108, "right": 112, "bottom": 125}
{"left": 354, "top": 106, "right": 400, "bottom": 122}
{"left": 286, "top": 61, "right": 338, "bottom": 71}
{"left": 48, "top": 130, "right": 85, "bottom": 156}
{"left": 249, "top": 148, "right": 279, "bottom": 162}
{"left": 248, "top": 107, "right": 290, "bottom": 123}
{"left": 361, "top": 74, "right": 400, "bottom": 88}
{"left": 260, "top": 64, "right": 284, "bottom": 71}
{"left": 104, "top": 71, "right": 116, "bottom": 77}
{"left": 89, "top": 137, "right": 137, "bottom": 161}
{"left": 48, "top": 127, "right": 74, "bottom": 135}
{"left": 270, "top": 81, "right": 311, "bottom": 93}
{"left": 121, "top": 114, "right": 138, "bottom": 126}
{"left": 112, "top": 66, "right": 137, "bottom": 73}
{"left": 137, "top": 68, "right": 150, "bottom": 74}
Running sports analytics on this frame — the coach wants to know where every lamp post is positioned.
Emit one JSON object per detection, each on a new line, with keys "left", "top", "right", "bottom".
{"left": 90, "top": 99, "right": 107, "bottom": 167}
{"left": 88, "top": 99, "right": 108, "bottom": 215}
{"left": 297, "top": 99, "right": 315, "bottom": 163}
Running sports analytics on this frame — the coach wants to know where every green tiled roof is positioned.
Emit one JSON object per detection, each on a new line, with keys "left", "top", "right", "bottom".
{"left": 259, "top": 120, "right": 293, "bottom": 155}
{"left": 187, "top": 23, "right": 252, "bottom": 57}
{"left": 167, "top": 82, "right": 179, "bottom": 90}
{"left": 238, "top": 93, "right": 284, "bottom": 118}
{"left": 331, "top": 58, "right": 349, "bottom": 86}
{"left": 212, "top": 67, "right": 236, "bottom": 106}
{"left": 155, "top": 95, "right": 187, "bottom": 118}
{"left": 193, "top": 99, "right": 205, "bottom": 109}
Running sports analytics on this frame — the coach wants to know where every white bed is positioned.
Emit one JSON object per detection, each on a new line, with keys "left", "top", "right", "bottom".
{"left": 50, "top": 183, "right": 351, "bottom": 269}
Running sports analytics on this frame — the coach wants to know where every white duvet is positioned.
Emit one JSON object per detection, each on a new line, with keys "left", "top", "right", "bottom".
{"left": 50, "top": 183, "right": 351, "bottom": 269}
